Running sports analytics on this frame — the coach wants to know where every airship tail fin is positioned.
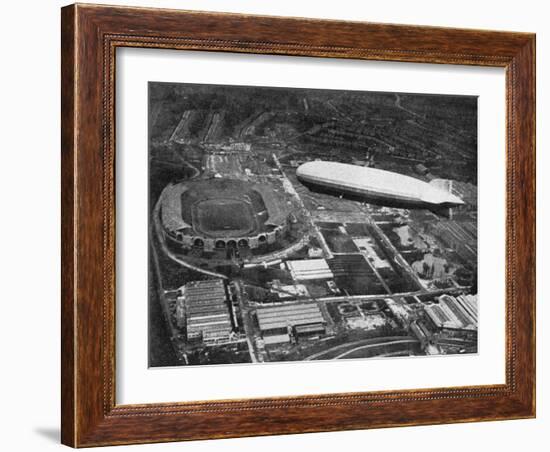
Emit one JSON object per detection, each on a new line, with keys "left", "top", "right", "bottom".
{"left": 430, "top": 206, "right": 454, "bottom": 218}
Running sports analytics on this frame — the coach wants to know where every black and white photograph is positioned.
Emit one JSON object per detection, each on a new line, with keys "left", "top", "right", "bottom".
{"left": 148, "top": 82, "right": 479, "bottom": 367}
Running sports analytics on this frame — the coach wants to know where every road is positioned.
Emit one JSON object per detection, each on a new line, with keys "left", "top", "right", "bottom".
{"left": 332, "top": 338, "right": 419, "bottom": 359}
{"left": 250, "top": 286, "right": 468, "bottom": 309}
{"left": 394, "top": 93, "right": 422, "bottom": 119}
{"left": 152, "top": 194, "right": 228, "bottom": 280}
{"left": 304, "top": 336, "right": 417, "bottom": 361}
{"left": 149, "top": 223, "right": 182, "bottom": 347}
{"left": 233, "top": 280, "right": 260, "bottom": 363}
{"left": 342, "top": 250, "right": 393, "bottom": 294}
{"left": 272, "top": 153, "right": 334, "bottom": 259}
{"left": 367, "top": 219, "right": 425, "bottom": 290}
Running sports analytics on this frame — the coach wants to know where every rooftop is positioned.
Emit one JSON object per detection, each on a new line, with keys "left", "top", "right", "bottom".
{"left": 256, "top": 303, "right": 325, "bottom": 331}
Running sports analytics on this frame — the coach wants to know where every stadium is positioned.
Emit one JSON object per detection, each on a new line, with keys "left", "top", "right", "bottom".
{"left": 158, "top": 178, "right": 289, "bottom": 252}
{"left": 296, "top": 161, "right": 465, "bottom": 208}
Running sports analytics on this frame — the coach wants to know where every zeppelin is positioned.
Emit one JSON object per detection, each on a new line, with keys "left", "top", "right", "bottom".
{"left": 296, "top": 161, "right": 464, "bottom": 208}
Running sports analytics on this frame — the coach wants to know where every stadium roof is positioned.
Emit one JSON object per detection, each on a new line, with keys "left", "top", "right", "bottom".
{"left": 160, "top": 184, "right": 191, "bottom": 232}
{"left": 254, "top": 184, "right": 287, "bottom": 226}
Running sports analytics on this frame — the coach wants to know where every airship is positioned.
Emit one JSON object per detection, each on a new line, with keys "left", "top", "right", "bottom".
{"left": 296, "top": 161, "right": 464, "bottom": 210}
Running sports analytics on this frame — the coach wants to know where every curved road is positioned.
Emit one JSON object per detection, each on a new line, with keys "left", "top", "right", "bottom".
{"left": 333, "top": 339, "right": 419, "bottom": 360}
{"left": 304, "top": 336, "right": 418, "bottom": 361}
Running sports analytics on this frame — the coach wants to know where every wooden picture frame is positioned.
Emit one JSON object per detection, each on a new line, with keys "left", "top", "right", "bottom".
{"left": 61, "top": 3, "right": 535, "bottom": 447}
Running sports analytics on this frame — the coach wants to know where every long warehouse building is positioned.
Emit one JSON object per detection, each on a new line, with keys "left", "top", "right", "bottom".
{"left": 179, "top": 279, "right": 233, "bottom": 345}
{"left": 256, "top": 303, "right": 326, "bottom": 340}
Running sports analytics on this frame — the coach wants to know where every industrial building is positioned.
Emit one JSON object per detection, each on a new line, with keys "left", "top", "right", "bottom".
{"left": 410, "top": 321, "right": 433, "bottom": 348}
{"left": 286, "top": 259, "right": 334, "bottom": 281}
{"left": 296, "top": 161, "right": 464, "bottom": 208}
{"left": 256, "top": 303, "right": 326, "bottom": 341}
{"left": 178, "top": 279, "right": 233, "bottom": 345}
{"left": 424, "top": 294, "right": 477, "bottom": 332}
{"left": 430, "top": 220, "right": 477, "bottom": 264}
{"left": 456, "top": 294, "right": 478, "bottom": 323}
{"left": 263, "top": 334, "right": 291, "bottom": 345}
{"left": 269, "top": 281, "right": 309, "bottom": 299}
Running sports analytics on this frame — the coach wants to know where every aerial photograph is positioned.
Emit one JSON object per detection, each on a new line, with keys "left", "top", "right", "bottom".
{"left": 148, "top": 82, "right": 479, "bottom": 367}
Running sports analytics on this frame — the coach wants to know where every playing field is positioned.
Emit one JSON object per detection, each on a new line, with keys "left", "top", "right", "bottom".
{"left": 193, "top": 199, "right": 257, "bottom": 237}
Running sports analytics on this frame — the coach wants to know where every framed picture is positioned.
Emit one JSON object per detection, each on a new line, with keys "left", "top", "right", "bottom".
{"left": 61, "top": 3, "right": 536, "bottom": 447}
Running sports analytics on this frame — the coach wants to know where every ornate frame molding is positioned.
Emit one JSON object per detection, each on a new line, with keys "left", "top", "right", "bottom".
{"left": 61, "top": 4, "right": 535, "bottom": 447}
